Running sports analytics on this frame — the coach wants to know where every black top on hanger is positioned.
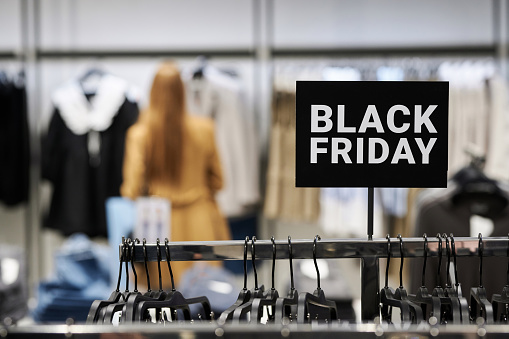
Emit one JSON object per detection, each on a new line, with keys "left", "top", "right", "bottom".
{"left": 451, "top": 159, "right": 508, "bottom": 218}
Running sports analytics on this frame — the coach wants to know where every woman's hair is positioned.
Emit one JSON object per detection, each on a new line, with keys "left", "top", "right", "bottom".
{"left": 144, "top": 61, "right": 186, "bottom": 182}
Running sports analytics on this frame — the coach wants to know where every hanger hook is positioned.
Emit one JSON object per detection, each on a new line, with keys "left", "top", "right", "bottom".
{"left": 142, "top": 238, "right": 151, "bottom": 292}
{"left": 251, "top": 236, "right": 258, "bottom": 290}
{"left": 116, "top": 237, "right": 125, "bottom": 293}
{"left": 288, "top": 236, "right": 295, "bottom": 291}
{"left": 131, "top": 238, "right": 139, "bottom": 293}
{"left": 397, "top": 234, "right": 405, "bottom": 288}
{"left": 442, "top": 234, "right": 451, "bottom": 288}
{"left": 313, "top": 235, "right": 321, "bottom": 290}
{"left": 164, "top": 238, "right": 176, "bottom": 291}
{"left": 422, "top": 233, "right": 428, "bottom": 288}
{"left": 271, "top": 236, "right": 276, "bottom": 291}
{"left": 123, "top": 238, "right": 130, "bottom": 292}
{"left": 397, "top": 234, "right": 404, "bottom": 289}
{"left": 478, "top": 233, "right": 484, "bottom": 288}
{"left": 450, "top": 233, "right": 460, "bottom": 291}
{"left": 385, "top": 235, "right": 391, "bottom": 289}
{"left": 243, "top": 236, "right": 248, "bottom": 290}
{"left": 436, "top": 233, "right": 442, "bottom": 288}
{"left": 156, "top": 238, "right": 163, "bottom": 292}
{"left": 506, "top": 233, "right": 509, "bottom": 286}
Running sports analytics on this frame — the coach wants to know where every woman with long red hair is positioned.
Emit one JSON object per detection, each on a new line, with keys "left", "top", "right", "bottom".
{"left": 121, "top": 61, "right": 231, "bottom": 286}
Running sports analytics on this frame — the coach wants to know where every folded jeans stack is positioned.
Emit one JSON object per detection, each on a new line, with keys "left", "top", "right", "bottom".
{"left": 32, "top": 233, "right": 111, "bottom": 323}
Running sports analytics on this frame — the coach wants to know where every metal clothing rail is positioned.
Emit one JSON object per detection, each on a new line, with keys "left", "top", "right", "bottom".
{"left": 120, "top": 236, "right": 509, "bottom": 322}
{"left": 122, "top": 237, "right": 509, "bottom": 263}
{"left": 272, "top": 45, "right": 498, "bottom": 58}
{"left": 0, "top": 51, "right": 22, "bottom": 59}
{"left": 35, "top": 48, "right": 256, "bottom": 59}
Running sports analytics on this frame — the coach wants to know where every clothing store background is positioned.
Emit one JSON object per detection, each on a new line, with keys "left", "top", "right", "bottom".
{"left": 0, "top": 0, "right": 508, "bottom": 324}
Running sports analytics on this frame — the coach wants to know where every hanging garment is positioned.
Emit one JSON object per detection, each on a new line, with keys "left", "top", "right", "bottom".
{"left": 0, "top": 72, "right": 29, "bottom": 206}
{"left": 319, "top": 188, "right": 384, "bottom": 238}
{"left": 263, "top": 89, "right": 320, "bottom": 223}
{"left": 438, "top": 61, "right": 495, "bottom": 178}
{"left": 484, "top": 74, "right": 509, "bottom": 182}
{"left": 183, "top": 65, "right": 260, "bottom": 217}
{"left": 41, "top": 74, "right": 139, "bottom": 237}
{"left": 121, "top": 114, "right": 232, "bottom": 285}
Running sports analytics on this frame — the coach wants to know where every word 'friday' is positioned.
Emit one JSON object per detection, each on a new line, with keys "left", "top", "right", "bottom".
{"left": 310, "top": 104, "right": 438, "bottom": 164}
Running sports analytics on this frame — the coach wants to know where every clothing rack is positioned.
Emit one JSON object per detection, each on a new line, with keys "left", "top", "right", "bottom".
{"left": 0, "top": 51, "right": 22, "bottom": 59}
{"left": 123, "top": 236, "right": 509, "bottom": 322}
{"left": 35, "top": 49, "right": 256, "bottom": 59}
{"left": 272, "top": 45, "right": 498, "bottom": 58}
{"left": 32, "top": 45, "right": 498, "bottom": 59}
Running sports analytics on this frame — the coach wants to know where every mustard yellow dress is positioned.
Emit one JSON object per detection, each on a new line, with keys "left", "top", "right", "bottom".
{"left": 121, "top": 115, "right": 231, "bottom": 287}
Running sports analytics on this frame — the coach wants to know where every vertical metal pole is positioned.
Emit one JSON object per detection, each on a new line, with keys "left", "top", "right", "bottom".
{"left": 21, "top": 0, "right": 41, "bottom": 298}
{"left": 494, "top": 0, "right": 508, "bottom": 80}
{"left": 253, "top": 0, "right": 274, "bottom": 285}
{"left": 367, "top": 187, "right": 374, "bottom": 240}
{"left": 253, "top": 0, "right": 274, "bottom": 192}
{"left": 361, "top": 256, "right": 379, "bottom": 322}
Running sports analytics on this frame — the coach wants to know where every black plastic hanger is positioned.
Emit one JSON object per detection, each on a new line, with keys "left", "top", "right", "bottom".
{"left": 393, "top": 235, "right": 424, "bottom": 323}
{"left": 251, "top": 236, "right": 280, "bottom": 324}
{"left": 296, "top": 235, "right": 338, "bottom": 324}
{"left": 218, "top": 236, "right": 252, "bottom": 324}
{"left": 274, "top": 236, "right": 299, "bottom": 322}
{"left": 86, "top": 237, "right": 129, "bottom": 324}
{"left": 232, "top": 236, "right": 266, "bottom": 323}
{"left": 440, "top": 234, "right": 463, "bottom": 324}
{"left": 153, "top": 238, "right": 167, "bottom": 299}
{"left": 448, "top": 233, "right": 470, "bottom": 323}
{"left": 470, "top": 233, "right": 494, "bottom": 324}
{"left": 101, "top": 238, "right": 140, "bottom": 324}
{"left": 429, "top": 233, "right": 462, "bottom": 324}
{"left": 491, "top": 233, "right": 509, "bottom": 322}
{"left": 380, "top": 235, "right": 412, "bottom": 324}
{"left": 122, "top": 238, "right": 167, "bottom": 323}
{"left": 136, "top": 238, "right": 212, "bottom": 322}
{"left": 431, "top": 233, "right": 445, "bottom": 296}
{"left": 136, "top": 238, "right": 167, "bottom": 323}
{"left": 407, "top": 233, "right": 441, "bottom": 323}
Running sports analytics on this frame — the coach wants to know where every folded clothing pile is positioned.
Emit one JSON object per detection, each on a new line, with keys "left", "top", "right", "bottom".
{"left": 32, "top": 233, "right": 111, "bottom": 323}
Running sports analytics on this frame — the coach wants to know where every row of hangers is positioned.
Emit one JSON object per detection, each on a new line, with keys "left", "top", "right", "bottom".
{"left": 380, "top": 233, "right": 509, "bottom": 325}
{"left": 87, "top": 237, "right": 213, "bottom": 324}
{"left": 88, "top": 235, "right": 340, "bottom": 325}
{"left": 273, "top": 56, "right": 498, "bottom": 92}
{"left": 89, "top": 234, "right": 509, "bottom": 325}
{"left": 217, "top": 235, "right": 338, "bottom": 325}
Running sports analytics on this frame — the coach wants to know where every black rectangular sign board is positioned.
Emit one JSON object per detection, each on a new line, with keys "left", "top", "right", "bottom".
{"left": 296, "top": 81, "right": 449, "bottom": 188}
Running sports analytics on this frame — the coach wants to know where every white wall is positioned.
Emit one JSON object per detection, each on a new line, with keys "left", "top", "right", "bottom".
{"left": 0, "top": 0, "right": 22, "bottom": 51}
{"left": 273, "top": 0, "right": 494, "bottom": 48}
{"left": 30, "top": 0, "right": 496, "bottom": 52}
{"left": 38, "top": 0, "right": 254, "bottom": 50}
